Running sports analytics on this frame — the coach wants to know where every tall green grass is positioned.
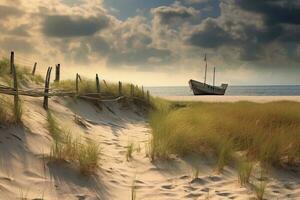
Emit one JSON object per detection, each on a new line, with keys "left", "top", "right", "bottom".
{"left": 47, "top": 111, "right": 101, "bottom": 175}
{"left": 149, "top": 100, "right": 300, "bottom": 167}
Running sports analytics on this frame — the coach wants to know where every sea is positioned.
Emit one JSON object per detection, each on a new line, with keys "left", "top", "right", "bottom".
{"left": 145, "top": 85, "right": 300, "bottom": 96}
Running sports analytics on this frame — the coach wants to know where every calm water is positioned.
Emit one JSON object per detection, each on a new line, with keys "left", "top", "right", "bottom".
{"left": 145, "top": 85, "right": 300, "bottom": 96}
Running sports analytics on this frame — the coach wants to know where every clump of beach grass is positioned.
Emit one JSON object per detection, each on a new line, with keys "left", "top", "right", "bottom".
{"left": 192, "top": 166, "right": 200, "bottom": 179}
{"left": 78, "top": 140, "right": 101, "bottom": 175}
{"left": 254, "top": 179, "right": 267, "bottom": 200}
{"left": 0, "top": 96, "right": 22, "bottom": 125}
{"left": 0, "top": 97, "right": 13, "bottom": 125}
{"left": 149, "top": 100, "right": 300, "bottom": 167}
{"left": 238, "top": 159, "right": 254, "bottom": 186}
{"left": 126, "top": 141, "right": 134, "bottom": 161}
{"left": 47, "top": 111, "right": 101, "bottom": 175}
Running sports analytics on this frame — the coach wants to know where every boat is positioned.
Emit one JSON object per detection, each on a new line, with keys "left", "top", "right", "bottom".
{"left": 189, "top": 54, "right": 228, "bottom": 95}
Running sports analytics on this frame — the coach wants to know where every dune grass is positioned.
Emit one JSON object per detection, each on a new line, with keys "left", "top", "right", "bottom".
{"left": 77, "top": 139, "right": 101, "bottom": 175}
{"left": 0, "top": 58, "right": 43, "bottom": 86}
{"left": 52, "top": 78, "right": 148, "bottom": 100}
{"left": 126, "top": 141, "right": 134, "bottom": 161}
{"left": 0, "top": 97, "right": 13, "bottom": 125}
{"left": 0, "top": 95, "right": 23, "bottom": 124}
{"left": 192, "top": 166, "right": 200, "bottom": 179}
{"left": 149, "top": 100, "right": 300, "bottom": 168}
{"left": 238, "top": 159, "right": 254, "bottom": 186}
{"left": 47, "top": 111, "right": 101, "bottom": 175}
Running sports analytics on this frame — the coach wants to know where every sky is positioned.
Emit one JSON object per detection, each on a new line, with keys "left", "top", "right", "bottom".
{"left": 0, "top": 0, "right": 299, "bottom": 86}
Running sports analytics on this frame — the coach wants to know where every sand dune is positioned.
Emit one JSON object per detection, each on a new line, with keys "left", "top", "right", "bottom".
{"left": 0, "top": 95, "right": 299, "bottom": 199}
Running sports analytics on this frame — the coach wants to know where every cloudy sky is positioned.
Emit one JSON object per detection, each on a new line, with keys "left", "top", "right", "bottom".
{"left": 0, "top": 0, "right": 299, "bottom": 86}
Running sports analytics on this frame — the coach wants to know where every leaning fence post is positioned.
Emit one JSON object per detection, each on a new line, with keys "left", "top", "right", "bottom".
{"left": 10, "top": 51, "right": 14, "bottom": 74}
{"left": 142, "top": 86, "right": 145, "bottom": 98}
{"left": 118, "top": 81, "right": 122, "bottom": 96}
{"left": 32, "top": 62, "right": 37, "bottom": 75}
{"left": 130, "top": 84, "right": 134, "bottom": 97}
{"left": 43, "top": 67, "right": 52, "bottom": 110}
{"left": 54, "top": 64, "right": 60, "bottom": 82}
{"left": 96, "top": 74, "right": 100, "bottom": 94}
{"left": 76, "top": 73, "right": 81, "bottom": 95}
{"left": 147, "top": 90, "right": 150, "bottom": 103}
{"left": 12, "top": 63, "right": 20, "bottom": 122}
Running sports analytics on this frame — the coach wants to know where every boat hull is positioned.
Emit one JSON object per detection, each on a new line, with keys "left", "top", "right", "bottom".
{"left": 189, "top": 79, "right": 228, "bottom": 95}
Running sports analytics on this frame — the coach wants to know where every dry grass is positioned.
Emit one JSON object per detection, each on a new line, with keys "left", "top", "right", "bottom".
{"left": 52, "top": 78, "right": 148, "bottom": 100}
{"left": 0, "top": 97, "right": 14, "bottom": 125}
{"left": 0, "top": 58, "right": 43, "bottom": 86}
{"left": 0, "top": 96, "right": 22, "bottom": 125}
{"left": 126, "top": 142, "right": 134, "bottom": 161}
{"left": 149, "top": 100, "right": 300, "bottom": 168}
{"left": 78, "top": 139, "right": 101, "bottom": 175}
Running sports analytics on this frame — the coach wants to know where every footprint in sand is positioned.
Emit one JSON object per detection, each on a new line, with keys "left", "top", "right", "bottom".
{"left": 179, "top": 175, "right": 190, "bottom": 180}
{"left": 215, "top": 190, "right": 231, "bottom": 197}
{"left": 190, "top": 177, "right": 208, "bottom": 185}
{"left": 201, "top": 188, "right": 210, "bottom": 192}
{"left": 76, "top": 194, "right": 88, "bottom": 200}
{"left": 161, "top": 184, "right": 175, "bottom": 190}
{"left": 185, "top": 192, "right": 202, "bottom": 198}
{"left": 209, "top": 175, "right": 222, "bottom": 182}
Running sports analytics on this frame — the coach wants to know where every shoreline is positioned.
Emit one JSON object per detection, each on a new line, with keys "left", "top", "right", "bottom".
{"left": 162, "top": 95, "right": 300, "bottom": 103}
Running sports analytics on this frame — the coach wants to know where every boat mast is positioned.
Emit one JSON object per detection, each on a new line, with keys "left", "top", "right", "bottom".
{"left": 204, "top": 54, "right": 207, "bottom": 84}
{"left": 213, "top": 67, "right": 216, "bottom": 88}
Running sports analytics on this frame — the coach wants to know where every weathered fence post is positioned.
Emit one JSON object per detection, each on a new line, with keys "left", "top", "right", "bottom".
{"left": 32, "top": 62, "right": 37, "bottom": 75}
{"left": 43, "top": 67, "right": 52, "bottom": 110}
{"left": 130, "top": 84, "right": 134, "bottom": 97}
{"left": 96, "top": 74, "right": 100, "bottom": 94}
{"left": 76, "top": 73, "right": 81, "bottom": 95}
{"left": 12, "top": 63, "right": 20, "bottom": 122}
{"left": 10, "top": 51, "right": 14, "bottom": 74}
{"left": 147, "top": 90, "right": 150, "bottom": 103}
{"left": 54, "top": 64, "right": 60, "bottom": 82}
{"left": 118, "top": 81, "right": 122, "bottom": 96}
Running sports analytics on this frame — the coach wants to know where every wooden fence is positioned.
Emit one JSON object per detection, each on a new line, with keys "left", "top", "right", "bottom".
{"left": 0, "top": 51, "right": 151, "bottom": 111}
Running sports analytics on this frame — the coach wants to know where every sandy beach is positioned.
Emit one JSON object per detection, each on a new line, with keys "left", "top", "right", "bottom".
{"left": 163, "top": 96, "right": 300, "bottom": 103}
{"left": 0, "top": 94, "right": 299, "bottom": 199}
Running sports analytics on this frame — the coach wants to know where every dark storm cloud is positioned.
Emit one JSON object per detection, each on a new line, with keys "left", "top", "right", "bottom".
{"left": 88, "top": 36, "right": 111, "bottom": 56}
{"left": 188, "top": 19, "right": 233, "bottom": 48}
{"left": 187, "top": 0, "right": 300, "bottom": 63}
{"left": 152, "top": 5, "right": 198, "bottom": 25}
{"left": 42, "top": 15, "right": 110, "bottom": 37}
{"left": 236, "top": 0, "right": 300, "bottom": 25}
{"left": 0, "top": 5, "right": 24, "bottom": 19}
